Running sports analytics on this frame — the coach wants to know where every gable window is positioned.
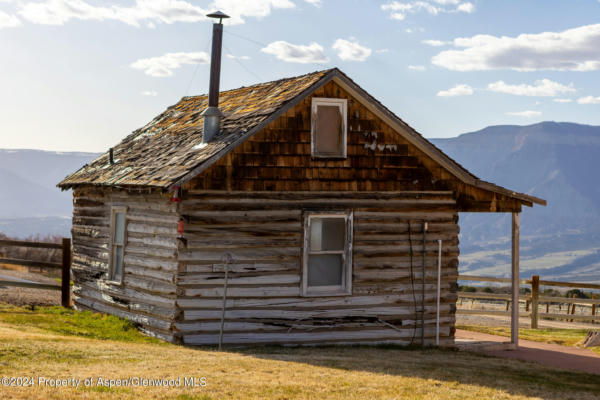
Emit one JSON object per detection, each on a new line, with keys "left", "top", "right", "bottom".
{"left": 302, "top": 212, "right": 353, "bottom": 296}
{"left": 311, "top": 97, "right": 347, "bottom": 158}
{"left": 109, "top": 206, "right": 127, "bottom": 283}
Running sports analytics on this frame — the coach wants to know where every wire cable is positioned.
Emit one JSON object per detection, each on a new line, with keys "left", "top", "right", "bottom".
{"left": 224, "top": 30, "right": 267, "bottom": 48}
{"left": 223, "top": 43, "right": 263, "bottom": 82}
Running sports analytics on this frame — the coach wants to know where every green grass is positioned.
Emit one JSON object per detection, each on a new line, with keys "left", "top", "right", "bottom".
{"left": 457, "top": 324, "right": 600, "bottom": 354}
{"left": 0, "top": 303, "right": 163, "bottom": 344}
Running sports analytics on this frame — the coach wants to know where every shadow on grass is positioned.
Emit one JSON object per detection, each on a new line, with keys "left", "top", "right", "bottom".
{"left": 202, "top": 344, "right": 600, "bottom": 400}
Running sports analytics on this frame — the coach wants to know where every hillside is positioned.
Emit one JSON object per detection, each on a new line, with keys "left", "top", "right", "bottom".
{"left": 0, "top": 149, "right": 98, "bottom": 237}
{"left": 432, "top": 122, "right": 600, "bottom": 282}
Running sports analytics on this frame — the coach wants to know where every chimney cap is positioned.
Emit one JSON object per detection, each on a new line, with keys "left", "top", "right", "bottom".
{"left": 206, "top": 11, "right": 230, "bottom": 23}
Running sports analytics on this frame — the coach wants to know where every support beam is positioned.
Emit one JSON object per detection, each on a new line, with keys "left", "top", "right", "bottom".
{"left": 511, "top": 212, "right": 520, "bottom": 348}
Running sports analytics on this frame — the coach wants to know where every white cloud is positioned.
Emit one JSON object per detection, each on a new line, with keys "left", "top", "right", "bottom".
{"left": 553, "top": 98, "right": 572, "bottom": 103}
{"left": 405, "top": 28, "right": 412, "bottom": 33}
{"left": 436, "top": 84, "right": 473, "bottom": 97}
{"left": 16, "top": 0, "right": 296, "bottom": 27}
{"left": 212, "top": 0, "right": 295, "bottom": 24}
{"left": 422, "top": 39, "right": 448, "bottom": 47}
{"left": 227, "top": 54, "right": 251, "bottom": 60}
{"left": 130, "top": 51, "right": 209, "bottom": 77}
{"left": 408, "top": 65, "right": 426, "bottom": 71}
{"left": 304, "top": 0, "right": 322, "bottom": 6}
{"left": 0, "top": 10, "right": 20, "bottom": 28}
{"left": 577, "top": 96, "right": 600, "bottom": 104}
{"left": 456, "top": 2, "right": 474, "bottom": 13}
{"left": 141, "top": 90, "right": 158, "bottom": 96}
{"left": 332, "top": 38, "right": 372, "bottom": 62}
{"left": 381, "top": 1, "right": 474, "bottom": 21}
{"left": 261, "top": 41, "right": 328, "bottom": 63}
{"left": 488, "top": 79, "right": 575, "bottom": 97}
{"left": 432, "top": 23, "right": 600, "bottom": 71}
{"left": 376, "top": 48, "right": 390, "bottom": 53}
{"left": 506, "top": 110, "right": 542, "bottom": 118}
{"left": 18, "top": 0, "right": 208, "bottom": 27}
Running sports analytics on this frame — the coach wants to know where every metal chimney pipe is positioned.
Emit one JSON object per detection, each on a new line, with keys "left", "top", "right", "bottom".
{"left": 202, "top": 11, "right": 229, "bottom": 143}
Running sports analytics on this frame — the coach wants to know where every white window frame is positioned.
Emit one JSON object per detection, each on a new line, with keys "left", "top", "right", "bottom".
{"left": 311, "top": 97, "right": 348, "bottom": 158}
{"left": 302, "top": 211, "right": 353, "bottom": 297}
{"left": 108, "top": 206, "right": 127, "bottom": 284}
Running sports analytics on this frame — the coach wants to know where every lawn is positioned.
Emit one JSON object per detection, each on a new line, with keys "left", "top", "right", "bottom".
{"left": 1, "top": 304, "right": 599, "bottom": 400}
{"left": 457, "top": 324, "right": 600, "bottom": 355}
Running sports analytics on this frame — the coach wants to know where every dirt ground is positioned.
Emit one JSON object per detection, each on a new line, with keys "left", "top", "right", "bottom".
{"left": 457, "top": 313, "right": 598, "bottom": 330}
{"left": 0, "top": 267, "right": 61, "bottom": 306}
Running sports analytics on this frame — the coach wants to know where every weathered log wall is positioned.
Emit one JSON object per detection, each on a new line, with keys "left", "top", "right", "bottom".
{"left": 176, "top": 191, "right": 459, "bottom": 346}
{"left": 70, "top": 187, "right": 179, "bottom": 342}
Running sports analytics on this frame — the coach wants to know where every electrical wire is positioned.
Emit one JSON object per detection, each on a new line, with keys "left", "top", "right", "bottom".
{"left": 184, "top": 35, "right": 213, "bottom": 96}
{"left": 223, "top": 43, "right": 263, "bottom": 82}
{"left": 224, "top": 30, "right": 267, "bottom": 48}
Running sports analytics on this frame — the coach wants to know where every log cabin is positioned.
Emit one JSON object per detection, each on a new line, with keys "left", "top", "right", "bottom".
{"left": 58, "top": 65, "right": 546, "bottom": 347}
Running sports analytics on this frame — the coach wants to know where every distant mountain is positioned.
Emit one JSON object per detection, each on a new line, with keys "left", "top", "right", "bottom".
{"left": 432, "top": 122, "right": 600, "bottom": 282}
{"left": 0, "top": 149, "right": 99, "bottom": 237}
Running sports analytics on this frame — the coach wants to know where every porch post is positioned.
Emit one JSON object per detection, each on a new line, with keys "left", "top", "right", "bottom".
{"left": 511, "top": 212, "right": 520, "bottom": 348}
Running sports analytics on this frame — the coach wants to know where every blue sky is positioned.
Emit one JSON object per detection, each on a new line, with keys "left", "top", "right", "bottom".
{"left": 1, "top": 0, "right": 600, "bottom": 152}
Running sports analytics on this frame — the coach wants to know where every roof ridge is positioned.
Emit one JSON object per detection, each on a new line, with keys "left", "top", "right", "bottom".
{"left": 181, "top": 68, "right": 337, "bottom": 100}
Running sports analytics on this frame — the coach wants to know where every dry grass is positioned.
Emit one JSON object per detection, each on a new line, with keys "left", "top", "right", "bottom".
{"left": 1, "top": 306, "right": 599, "bottom": 400}
{"left": 458, "top": 324, "right": 600, "bottom": 355}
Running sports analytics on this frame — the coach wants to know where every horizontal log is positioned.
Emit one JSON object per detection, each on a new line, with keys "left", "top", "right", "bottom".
{"left": 178, "top": 274, "right": 300, "bottom": 286}
{"left": 0, "top": 239, "right": 62, "bottom": 249}
{"left": 75, "top": 285, "right": 176, "bottom": 320}
{"left": 179, "top": 247, "right": 300, "bottom": 262}
{"left": 183, "top": 326, "right": 451, "bottom": 345}
{"left": 0, "top": 257, "right": 62, "bottom": 270}
{"left": 75, "top": 296, "right": 172, "bottom": 331}
{"left": 177, "top": 292, "right": 455, "bottom": 309}
{"left": 77, "top": 280, "right": 176, "bottom": 305}
{"left": 184, "top": 286, "right": 301, "bottom": 298}
{"left": 185, "top": 262, "right": 300, "bottom": 274}
{"left": 184, "top": 190, "right": 454, "bottom": 201}
{"left": 183, "top": 304, "right": 453, "bottom": 320}
{"left": 124, "top": 254, "right": 178, "bottom": 272}
{"left": 176, "top": 316, "right": 456, "bottom": 333}
{"left": 0, "top": 280, "right": 61, "bottom": 290}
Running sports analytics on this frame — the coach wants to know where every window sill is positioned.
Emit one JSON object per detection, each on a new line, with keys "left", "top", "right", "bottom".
{"left": 302, "top": 289, "right": 351, "bottom": 297}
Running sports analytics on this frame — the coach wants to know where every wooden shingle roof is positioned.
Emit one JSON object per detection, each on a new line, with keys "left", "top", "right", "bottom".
{"left": 58, "top": 69, "right": 330, "bottom": 189}
{"left": 58, "top": 68, "right": 545, "bottom": 207}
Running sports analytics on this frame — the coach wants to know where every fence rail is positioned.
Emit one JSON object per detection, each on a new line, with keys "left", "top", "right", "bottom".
{"left": 0, "top": 238, "right": 71, "bottom": 307}
{"left": 458, "top": 274, "right": 599, "bottom": 327}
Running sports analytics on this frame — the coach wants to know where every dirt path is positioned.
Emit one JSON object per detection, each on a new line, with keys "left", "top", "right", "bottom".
{"left": 456, "top": 329, "right": 600, "bottom": 375}
{"left": 457, "top": 313, "right": 598, "bottom": 330}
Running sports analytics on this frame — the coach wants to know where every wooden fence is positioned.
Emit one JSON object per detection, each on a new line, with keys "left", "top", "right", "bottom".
{"left": 457, "top": 274, "right": 600, "bottom": 328}
{"left": 0, "top": 238, "right": 71, "bottom": 307}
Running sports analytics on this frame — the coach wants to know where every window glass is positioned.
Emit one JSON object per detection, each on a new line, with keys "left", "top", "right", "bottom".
{"left": 310, "top": 218, "right": 345, "bottom": 251}
{"left": 113, "top": 246, "right": 123, "bottom": 282}
{"left": 315, "top": 105, "right": 342, "bottom": 154}
{"left": 114, "top": 213, "right": 125, "bottom": 244}
{"left": 308, "top": 254, "right": 343, "bottom": 286}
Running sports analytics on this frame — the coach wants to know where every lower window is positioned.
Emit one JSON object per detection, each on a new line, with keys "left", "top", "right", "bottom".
{"left": 303, "top": 212, "right": 353, "bottom": 296}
